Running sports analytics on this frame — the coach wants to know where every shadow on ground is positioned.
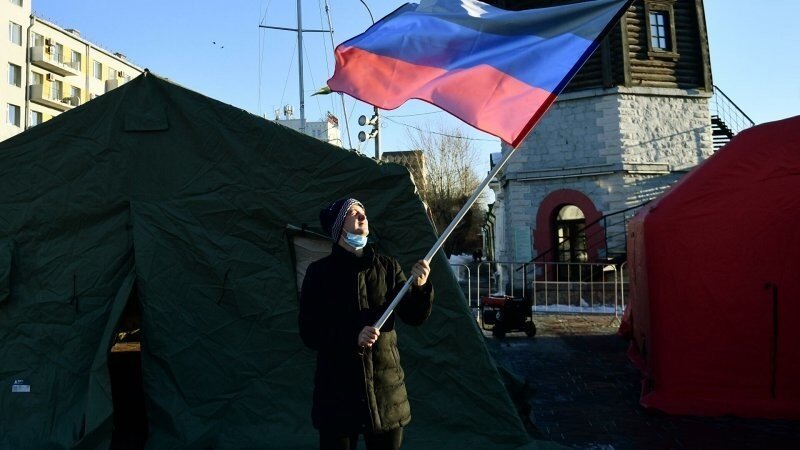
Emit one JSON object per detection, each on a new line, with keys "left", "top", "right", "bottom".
{"left": 484, "top": 314, "right": 799, "bottom": 450}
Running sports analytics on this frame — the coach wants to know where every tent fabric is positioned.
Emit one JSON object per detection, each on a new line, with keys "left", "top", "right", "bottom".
{"left": 621, "top": 115, "right": 800, "bottom": 419}
{"left": 0, "top": 73, "right": 559, "bottom": 449}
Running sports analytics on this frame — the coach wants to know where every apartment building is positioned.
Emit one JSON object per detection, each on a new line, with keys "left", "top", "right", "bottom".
{"left": 2, "top": 0, "right": 142, "bottom": 141}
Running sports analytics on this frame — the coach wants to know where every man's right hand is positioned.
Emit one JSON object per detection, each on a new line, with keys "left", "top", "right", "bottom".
{"left": 358, "top": 326, "right": 380, "bottom": 348}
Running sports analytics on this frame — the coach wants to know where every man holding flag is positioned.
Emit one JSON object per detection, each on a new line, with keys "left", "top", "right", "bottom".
{"left": 299, "top": 198, "right": 433, "bottom": 450}
{"left": 301, "top": 0, "right": 632, "bottom": 448}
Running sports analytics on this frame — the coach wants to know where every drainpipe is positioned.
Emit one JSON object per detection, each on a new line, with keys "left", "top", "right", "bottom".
{"left": 24, "top": 15, "right": 35, "bottom": 129}
{"left": 85, "top": 40, "right": 90, "bottom": 106}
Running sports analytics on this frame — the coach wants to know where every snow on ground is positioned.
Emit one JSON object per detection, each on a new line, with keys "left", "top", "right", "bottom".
{"left": 448, "top": 254, "right": 474, "bottom": 281}
{"left": 533, "top": 304, "right": 618, "bottom": 314}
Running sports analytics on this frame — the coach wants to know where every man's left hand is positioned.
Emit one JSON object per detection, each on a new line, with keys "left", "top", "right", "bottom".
{"left": 411, "top": 260, "right": 430, "bottom": 286}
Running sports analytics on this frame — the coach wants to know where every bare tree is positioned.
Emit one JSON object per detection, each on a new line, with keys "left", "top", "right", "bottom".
{"left": 405, "top": 123, "right": 484, "bottom": 257}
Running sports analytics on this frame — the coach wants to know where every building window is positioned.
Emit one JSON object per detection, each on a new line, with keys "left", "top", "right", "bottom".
{"left": 93, "top": 60, "right": 102, "bottom": 79}
{"left": 31, "top": 31, "right": 43, "bottom": 47}
{"left": 9, "top": 21, "right": 22, "bottom": 45}
{"left": 649, "top": 11, "right": 669, "bottom": 50}
{"left": 70, "top": 50, "right": 82, "bottom": 71}
{"left": 32, "top": 71, "right": 43, "bottom": 86}
{"left": 29, "top": 110, "right": 42, "bottom": 127}
{"left": 7, "top": 103, "right": 21, "bottom": 127}
{"left": 51, "top": 80, "right": 62, "bottom": 100}
{"left": 107, "top": 67, "right": 116, "bottom": 80}
{"left": 645, "top": 2, "right": 677, "bottom": 56}
{"left": 8, "top": 63, "right": 21, "bottom": 87}
{"left": 71, "top": 86, "right": 81, "bottom": 103}
{"left": 53, "top": 43, "right": 63, "bottom": 63}
{"left": 555, "top": 205, "right": 588, "bottom": 264}
{"left": 10, "top": 0, "right": 24, "bottom": 7}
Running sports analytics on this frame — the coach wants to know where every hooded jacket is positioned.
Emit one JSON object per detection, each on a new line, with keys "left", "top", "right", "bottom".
{"left": 298, "top": 243, "right": 434, "bottom": 433}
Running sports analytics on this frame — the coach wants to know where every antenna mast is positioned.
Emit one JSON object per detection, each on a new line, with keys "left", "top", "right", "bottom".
{"left": 260, "top": 0, "right": 331, "bottom": 134}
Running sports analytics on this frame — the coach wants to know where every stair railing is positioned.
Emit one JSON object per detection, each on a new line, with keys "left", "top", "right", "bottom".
{"left": 711, "top": 85, "right": 755, "bottom": 136}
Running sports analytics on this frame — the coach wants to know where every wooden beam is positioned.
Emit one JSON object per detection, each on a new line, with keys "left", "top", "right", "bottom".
{"left": 694, "top": 0, "right": 713, "bottom": 91}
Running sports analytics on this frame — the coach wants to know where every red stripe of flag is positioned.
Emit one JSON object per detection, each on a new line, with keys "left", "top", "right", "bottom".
{"left": 329, "top": 45, "right": 555, "bottom": 147}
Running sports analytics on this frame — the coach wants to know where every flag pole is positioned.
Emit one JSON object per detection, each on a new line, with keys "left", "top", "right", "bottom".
{"left": 373, "top": 142, "right": 522, "bottom": 330}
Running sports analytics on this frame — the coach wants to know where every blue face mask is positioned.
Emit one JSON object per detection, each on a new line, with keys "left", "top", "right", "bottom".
{"left": 343, "top": 231, "right": 368, "bottom": 250}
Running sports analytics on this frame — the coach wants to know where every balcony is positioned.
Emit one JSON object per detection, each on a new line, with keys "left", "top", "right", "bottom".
{"left": 29, "top": 46, "right": 81, "bottom": 77}
{"left": 105, "top": 78, "right": 120, "bottom": 92}
{"left": 29, "top": 84, "right": 80, "bottom": 111}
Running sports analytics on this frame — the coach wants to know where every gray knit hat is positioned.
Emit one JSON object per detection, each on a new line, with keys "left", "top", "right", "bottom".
{"left": 320, "top": 198, "right": 364, "bottom": 241}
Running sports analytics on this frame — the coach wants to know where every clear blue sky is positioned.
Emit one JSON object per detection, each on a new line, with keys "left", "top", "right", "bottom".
{"left": 32, "top": 0, "right": 799, "bottom": 171}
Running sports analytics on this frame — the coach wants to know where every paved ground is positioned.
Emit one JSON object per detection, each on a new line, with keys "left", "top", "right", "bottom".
{"left": 484, "top": 314, "right": 799, "bottom": 450}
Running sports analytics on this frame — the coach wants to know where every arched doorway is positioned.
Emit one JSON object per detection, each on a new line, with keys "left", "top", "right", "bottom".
{"left": 555, "top": 205, "right": 588, "bottom": 264}
{"left": 534, "top": 189, "right": 603, "bottom": 263}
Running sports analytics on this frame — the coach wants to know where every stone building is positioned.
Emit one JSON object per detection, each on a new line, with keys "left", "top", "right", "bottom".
{"left": 486, "top": 0, "right": 746, "bottom": 267}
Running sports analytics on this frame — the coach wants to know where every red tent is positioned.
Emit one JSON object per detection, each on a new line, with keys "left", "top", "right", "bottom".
{"left": 621, "top": 115, "right": 800, "bottom": 419}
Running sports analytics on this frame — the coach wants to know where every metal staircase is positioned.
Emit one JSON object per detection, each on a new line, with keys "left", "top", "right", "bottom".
{"left": 711, "top": 85, "right": 755, "bottom": 151}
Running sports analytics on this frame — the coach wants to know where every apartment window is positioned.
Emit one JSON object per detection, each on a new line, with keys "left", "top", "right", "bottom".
{"left": 70, "top": 50, "right": 82, "bottom": 70}
{"left": 646, "top": 2, "right": 677, "bottom": 56}
{"left": 8, "top": 63, "right": 21, "bottom": 87}
{"left": 32, "top": 71, "right": 43, "bottom": 86}
{"left": 51, "top": 80, "right": 62, "bottom": 100}
{"left": 9, "top": 21, "right": 22, "bottom": 45}
{"left": 31, "top": 31, "right": 43, "bottom": 47}
{"left": 10, "top": 0, "right": 23, "bottom": 7}
{"left": 53, "top": 43, "right": 63, "bottom": 63}
{"left": 93, "top": 60, "right": 102, "bottom": 79}
{"left": 71, "top": 86, "right": 81, "bottom": 102}
{"left": 107, "top": 67, "right": 116, "bottom": 80}
{"left": 7, "top": 104, "right": 21, "bottom": 127}
{"left": 29, "top": 110, "right": 42, "bottom": 127}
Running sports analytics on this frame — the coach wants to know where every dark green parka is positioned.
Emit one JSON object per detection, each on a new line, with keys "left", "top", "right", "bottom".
{"left": 298, "top": 244, "right": 433, "bottom": 433}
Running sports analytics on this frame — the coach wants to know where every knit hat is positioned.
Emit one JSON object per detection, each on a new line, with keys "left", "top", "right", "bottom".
{"left": 320, "top": 198, "right": 364, "bottom": 241}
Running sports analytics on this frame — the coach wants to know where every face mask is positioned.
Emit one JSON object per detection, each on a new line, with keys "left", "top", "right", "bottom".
{"left": 344, "top": 231, "right": 368, "bottom": 250}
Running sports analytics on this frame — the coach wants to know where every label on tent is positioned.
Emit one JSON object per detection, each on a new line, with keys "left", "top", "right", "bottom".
{"left": 11, "top": 379, "right": 30, "bottom": 393}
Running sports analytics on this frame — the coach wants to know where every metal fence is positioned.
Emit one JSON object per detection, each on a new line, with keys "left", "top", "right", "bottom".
{"left": 449, "top": 263, "right": 471, "bottom": 306}
{"left": 472, "top": 260, "right": 629, "bottom": 317}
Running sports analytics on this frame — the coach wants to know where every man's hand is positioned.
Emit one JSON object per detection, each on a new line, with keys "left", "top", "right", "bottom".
{"left": 358, "top": 326, "right": 380, "bottom": 348}
{"left": 411, "top": 259, "right": 430, "bottom": 286}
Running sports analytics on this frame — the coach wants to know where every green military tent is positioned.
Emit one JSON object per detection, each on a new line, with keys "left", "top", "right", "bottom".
{"left": 0, "top": 73, "right": 557, "bottom": 449}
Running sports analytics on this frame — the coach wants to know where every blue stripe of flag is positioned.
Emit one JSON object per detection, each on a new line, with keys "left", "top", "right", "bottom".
{"left": 339, "top": 0, "right": 623, "bottom": 92}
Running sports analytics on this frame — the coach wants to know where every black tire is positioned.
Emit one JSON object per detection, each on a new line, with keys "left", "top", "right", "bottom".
{"left": 492, "top": 322, "right": 506, "bottom": 338}
{"left": 524, "top": 321, "right": 537, "bottom": 337}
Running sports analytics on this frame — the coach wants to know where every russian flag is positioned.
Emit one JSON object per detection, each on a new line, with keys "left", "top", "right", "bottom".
{"left": 328, "top": 0, "right": 632, "bottom": 147}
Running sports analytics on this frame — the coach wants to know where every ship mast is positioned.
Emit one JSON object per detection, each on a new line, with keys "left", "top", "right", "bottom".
{"left": 259, "top": 0, "right": 330, "bottom": 135}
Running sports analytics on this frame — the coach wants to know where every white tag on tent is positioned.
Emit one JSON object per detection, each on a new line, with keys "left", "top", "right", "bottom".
{"left": 11, "top": 379, "right": 30, "bottom": 393}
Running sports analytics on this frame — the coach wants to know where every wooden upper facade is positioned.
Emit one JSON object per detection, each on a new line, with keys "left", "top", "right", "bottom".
{"left": 487, "top": 0, "right": 712, "bottom": 92}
